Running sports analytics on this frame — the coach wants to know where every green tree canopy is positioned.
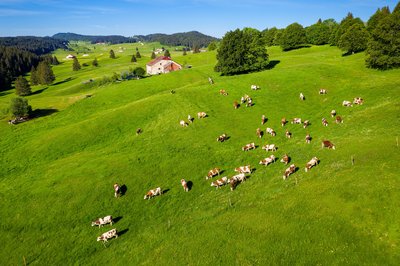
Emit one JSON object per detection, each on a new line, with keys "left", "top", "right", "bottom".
{"left": 72, "top": 57, "right": 81, "bottom": 71}
{"left": 133, "top": 67, "right": 146, "bottom": 78}
{"left": 193, "top": 45, "right": 200, "bottom": 53}
{"left": 131, "top": 54, "right": 137, "bottom": 62}
{"left": 331, "top": 12, "right": 365, "bottom": 46}
{"left": 263, "top": 27, "right": 279, "bottom": 46}
{"left": 164, "top": 49, "right": 171, "bottom": 57}
{"left": 14, "top": 76, "right": 31, "bottom": 96}
{"left": 136, "top": 51, "right": 141, "bottom": 58}
{"left": 92, "top": 58, "right": 99, "bottom": 67}
{"left": 306, "top": 19, "right": 332, "bottom": 45}
{"left": 30, "top": 66, "right": 39, "bottom": 86}
{"left": 280, "top": 23, "right": 307, "bottom": 51}
{"left": 109, "top": 49, "right": 116, "bottom": 59}
{"left": 37, "top": 61, "right": 55, "bottom": 85}
{"left": 367, "top": 7, "right": 391, "bottom": 32}
{"left": 338, "top": 23, "right": 369, "bottom": 54}
{"left": 10, "top": 97, "right": 32, "bottom": 118}
{"left": 183, "top": 49, "right": 187, "bottom": 56}
{"left": 151, "top": 51, "right": 156, "bottom": 59}
{"left": 214, "top": 28, "right": 269, "bottom": 75}
{"left": 207, "top": 41, "right": 217, "bottom": 51}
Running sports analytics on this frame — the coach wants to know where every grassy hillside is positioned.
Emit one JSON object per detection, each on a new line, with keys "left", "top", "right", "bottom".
{"left": 0, "top": 44, "right": 399, "bottom": 265}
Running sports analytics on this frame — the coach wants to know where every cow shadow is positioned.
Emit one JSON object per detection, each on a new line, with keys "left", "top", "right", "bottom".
{"left": 120, "top": 185, "right": 127, "bottom": 196}
{"left": 118, "top": 228, "right": 129, "bottom": 237}
{"left": 30, "top": 87, "right": 49, "bottom": 95}
{"left": 219, "top": 170, "right": 225, "bottom": 175}
{"left": 30, "top": 108, "right": 58, "bottom": 119}
{"left": 250, "top": 168, "right": 257, "bottom": 174}
{"left": 113, "top": 216, "right": 123, "bottom": 224}
{"left": 187, "top": 181, "right": 193, "bottom": 191}
{"left": 162, "top": 189, "right": 170, "bottom": 194}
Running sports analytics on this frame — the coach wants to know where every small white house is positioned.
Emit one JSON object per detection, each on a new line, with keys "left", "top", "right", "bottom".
{"left": 66, "top": 54, "right": 76, "bottom": 59}
{"left": 146, "top": 56, "right": 182, "bottom": 75}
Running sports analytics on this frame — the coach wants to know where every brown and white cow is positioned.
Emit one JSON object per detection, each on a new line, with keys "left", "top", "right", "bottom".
{"left": 180, "top": 120, "right": 188, "bottom": 127}
{"left": 113, "top": 183, "right": 120, "bottom": 198}
{"left": 300, "top": 93, "right": 305, "bottom": 100}
{"left": 322, "top": 140, "right": 335, "bottom": 150}
{"left": 281, "top": 117, "right": 287, "bottom": 127}
{"left": 331, "top": 110, "right": 336, "bottom": 117}
{"left": 234, "top": 165, "right": 252, "bottom": 174}
{"left": 211, "top": 176, "right": 228, "bottom": 189}
{"left": 229, "top": 178, "right": 239, "bottom": 191}
{"left": 319, "top": 89, "right": 327, "bottom": 94}
{"left": 256, "top": 128, "right": 263, "bottom": 138}
{"left": 266, "top": 127, "right": 276, "bottom": 136}
{"left": 181, "top": 179, "right": 189, "bottom": 192}
{"left": 246, "top": 98, "right": 253, "bottom": 107}
{"left": 283, "top": 164, "right": 296, "bottom": 180}
{"left": 353, "top": 97, "right": 364, "bottom": 105}
{"left": 280, "top": 154, "right": 289, "bottom": 165}
{"left": 242, "top": 143, "right": 256, "bottom": 151}
{"left": 234, "top": 101, "right": 239, "bottom": 109}
{"left": 197, "top": 112, "right": 207, "bottom": 119}
{"left": 230, "top": 173, "right": 246, "bottom": 183}
{"left": 219, "top": 89, "right": 228, "bottom": 96}
{"left": 206, "top": 168, "right": 221, "bottom": 179}
{"left": 188, "top": 114, "right": 193, "bottom": 123}
{"left": 285, "top": 129, "right": 292, "bottom": 139}
{"left": 335, "top": 116, "right": 343, "bottom": 124}
{"left": 97, "top": 228, "right": 118, "bottom": 242}
{"left": 305, "top": 157, "right": 319, "bottom": 172}
{"left": 261, "top": 115, "right": 267, "bottom": 125}
{"left": 292, "top": 118, "right": 302, "bottom": 124}
{"left": 259, "top": 155, "right": 276, "bottom": 166}
{"left": 342, "top": 100, "right": 352, "bottom": 107}
{"left": 217, "top": 133, "right": 227, "bottom": 142}
{"left": 144, "top": 187, "right": 163, "bottom": 199}
{"left": 322, "top": 118, "right": 328, "bottom": 127}
{"left": 251, "top": 85, "right": 260, "bottom": 90}
{"left": 305, "top": 133, "right": 311, "bottom": 144}
{"left": 303, "top": 120, "right": 310, "bottom": 129}
{"left": 240, "top": 96, "right": 246, "bottom": 104}
{"left": 262, "top": 144, "right": 276, "bottom": 152}
{"left": 92, "top": 215, "right": 113, "bottom": 227}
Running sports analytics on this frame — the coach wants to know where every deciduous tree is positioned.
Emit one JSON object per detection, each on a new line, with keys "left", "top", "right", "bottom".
{"left": 338, "top": 23, "right": 369, "bottom": 54}
{"left": 14, "top": 76, "right": 31, "bottom": 96}
{"left": 109, "top": 49, "right": 116, "bottom": 59}
{"left": 10, "top": 97, "right": 32, "bottom": 118}
{"left": 280, "top": 23, "right": 307, "bottom": 51}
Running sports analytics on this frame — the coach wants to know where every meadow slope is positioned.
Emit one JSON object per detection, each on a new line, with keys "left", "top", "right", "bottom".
{"left": 0, "top": 44, "right": 399, "bottom": 265}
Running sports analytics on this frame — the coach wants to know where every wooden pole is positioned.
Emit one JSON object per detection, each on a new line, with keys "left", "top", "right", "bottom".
{"left": 351, "top": 156, "right": 354, "bottom": 166}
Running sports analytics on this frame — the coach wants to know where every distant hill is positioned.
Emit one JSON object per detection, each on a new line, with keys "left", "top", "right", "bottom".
{"left": 0, "top": 36, "right": 68, "bottom": 55}
{"left": 136, "top": 31, "right": 219, "bottom": 48}
{"left": 52, "top": 33, "right": 135, "bottom": 44}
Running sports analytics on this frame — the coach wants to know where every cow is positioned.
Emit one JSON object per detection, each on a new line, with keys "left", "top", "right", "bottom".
{"left": 335, "top": 116, "right": 343, "bottom": 123}
{"left": 300, "top": 93, "right": 305, "bottom": 100}
{"left": 285, "top": 129, "right": 292, "bottom": 139}
{"left": 259, "top": 155, "right": 276, "bottom": 166}
{"left": 342, "top": 100, "right": 352, "bottom": 107}
{"left": 208, "top": 77, "right": 214, "bottom": 84}
{"left": 217, "top": 133, "right": 227, "bottom": 142}
{"left": 180, "top": 120, "right": 188, "bottom": 127}
{"left": 322, "top": 140, "right": 335, "bottom": 150}
{"left": 113, "top": 183, "right": 120, "bottom": 198}
{"left": 181, "top": 179, "right": 189, "bottom": 192}
{"left": 231, "top": 173, "right": 246, "bottom": 183}
{"left": 303, "top": 120, "right": 310, "bottom": 128}
{"left": 211, "top": 176, "right": 228, "bottom": 189}
{"left": 331, "top": 110, "right": 336, "bottom": 117}
{"left": 242, "top": 143, "right": 256, "bottom": 151}
{"left": 97, "top": 228, "right": 118, "bottom": 242}
{"left": 197, "top": 112, "right": 207, "bottom": 119}
{"left": 280, "top": 154, "right": 289, "bottom": 165}
{"left": 246, "top": 98, "right": 253, "bottom": 107}
{"left": 234, "top": 165, "right": 251, "bottom": 174}
{"left": 144, "top": 187, "right": 163, "bottom": 199}
{"left": 266, "top": 127, "right": 276, "bottom": 136}
{"left": 206, "top": 168, "right": 220, "bottom": 179}
{"left": 283, "top": 164, "right": 296, "bottom": 180}
{"left": 281, "top": 117, "right": 287, "bottom": 127}
{"left": 92, "top": 215, "right": 113, "bottom": 227}
{"left": 219, "top": 89, "right": 228, "bottom": 96}
{"left": 251, "top": 85, "right": 260, "bottom": 90}
{"left": 319, "top": 89, "right": 327, "bottom": 94}
{"left": 256, "top": 128, "right": 263, "bottom": 138}
{"left": 353, "top": 97, "right": 364, "bottom": 105}
{"left": 188, "top": 115, "right": 193, "bottom": 123}
{"left": 262, "top": 144, "right": 276, "bottom": 152}
{"left": 305, "top": 133, "right": 311, "bottom": 144}
{"left": 234, "top": 101, "right": 239, "bottom": 109}
{"left": 322, "top": 118, "right": 328, "bottom": 127}
{"left": 136, "top": 128, "right": 142, "bottom": 135}
{"left": 240, "top": 96, "right": 246, "bottom": 104}
{"left": 291, "top": 118, "right": 302, "bottom": 124}
{"left": 229, "top": 178, "right": 239, "bottom": 191}
{"left": 261, "top": 115, "right": 267, "bottom": 125}
{"left": 305, "top": 157, "right": 319, "bottom": 172}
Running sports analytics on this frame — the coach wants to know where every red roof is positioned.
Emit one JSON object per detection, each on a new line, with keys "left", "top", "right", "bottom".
{"left": 146, "top": 56, "right": 171, "bottom": 66}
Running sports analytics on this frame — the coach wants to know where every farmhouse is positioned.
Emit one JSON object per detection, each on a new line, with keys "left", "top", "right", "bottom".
{"left": 66, "top": 54, "right": 76, "bottom": 59}
{"left": 146, "top": 56, "right": 182, "bottom": 75}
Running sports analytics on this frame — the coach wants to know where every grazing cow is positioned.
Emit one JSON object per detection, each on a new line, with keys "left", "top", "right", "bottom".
{"left": 281, "top": 117, "right": 287, "bottom": 127}
{"left": 188, "top": 115, "right": 193, "bottom": 123}
{"left": 266, "top": 127, "right": 276, "bottom": 136}
{"left": 335, "top": 116, "right": 343, "bottom": 124}
{"left": 280, "top": 154, "right": 289, "bottom": 165}
{"left": 97, "top": 228, "right": 118, "bottom": 242}
{"left": 231, "top": 173, "right": 246, "bottom": 183}
{"left": 180, "top": 120, "right": 188, "bottom": 127}
{"left": 303, "top": 120, "right": 310, "bottom": 129}
{"left": 92, "top": 215, "right": 113, "bottom": 227}
{"left": 211, "top": 176, "right": 228, "bottom": 189}
{"left": 285, "top": 129, "right": 292, "bottom": 139}
{"left": 251, "top": 85, "right": 260, "bottom": 90}
{"left": 219, "top": 89, "right": 228, "bottom": 96}
{"left": 305, "top": 133, "right": 311, "bottom": 144}
{"left": 322, "top": 118, "right": 328, "bottom": 127}
{"left": 240, "top": 96, "right": 246, "bottom": 104}
{"left": 291, "top": 118, "right": 302, "bottom": 124}
{"left": 300, "top": 93, "right": 305, "bottom": 100}
{"left": 353, "top": 97, "right": 364, "bottom": 105}
{"left": 113, "top": 183, "right": 120, "bottom": 198}
{"left": 208, "top": 77, "right": 214, "bottom": 84}
{"left": 256, "top": 128, "right": 263, "bottom": 138}
{"left": 197, "top": 112, "right": 207, "bottom": 119}
{"left": 283, "top": 164, "right": 296, "bottom": 180}
{"left": 229, "top": 178, "right": 239, "bottom": 191}
{"left": 234, "top": 165, "right": 252, "bottom": 174}
{"left": 181, "top": 179, "right": 189, "bottom": 192}
{"left": 259, "top": 155, "right": 276, "bottom": 166}
{"left": 261, "top": 115, "right": 267, "bottom": 125}
{"left": 234, "top": 101, "right": 239, "bottom": 109}
{"left": 322, "top": 140, "right": 336, "bottom": 150}
{"left": 206, "top": 168, "right": 221, "bottom": 179}
{"left": 136, "top": 128, "right": 142, "bottom": 135}
{"left": 262, "top": 144, "right": 276, "bottom": 152}
{"left": 242, "top": 143, "right": 256, "bottom": 151}
{"left": 331, "top": 110, "right": 336, "bottom": 117}
{"left": 144, "top": 187, "right": 163, "bottom": 199}
{"left": 319, "top": 89, "right": 327, "bottom": 94}
{"left": 305, "top": 157, "right": 319, "bottom": 172}
{"left": 342, "top": 100, "right": 352, "bottom": 107}
{"left": 217, "top": 133, "right": 227, "bottom": 142}
{"left": 246, "top": 98, "right": 253, "bottom": 107}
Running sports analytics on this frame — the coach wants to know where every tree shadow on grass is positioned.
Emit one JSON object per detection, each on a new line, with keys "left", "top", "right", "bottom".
{"left": 30, "top": 87, "right": 49, "bottom": 95}
{"left": 30, "top": 108, "right": 58, "bottom": 119}
{"left": 52, "top": 77, "right": 74, "bottom": 86}
{"left": 0, "top": 91, "right": 12, "bottom": 97}
{"left": 265, "top": 60, "right": 281, "bottom": 70}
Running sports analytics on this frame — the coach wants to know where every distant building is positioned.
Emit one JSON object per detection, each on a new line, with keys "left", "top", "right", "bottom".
{"left": 146, "top": 56, "right": 182, "bottom": 75}
{"left": 66, "top": 54, "right": 76, "bottom": 59}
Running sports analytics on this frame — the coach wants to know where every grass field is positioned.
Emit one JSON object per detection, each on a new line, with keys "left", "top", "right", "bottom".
{"left": 0, "top": 43, "right": 399, "bottom": 265}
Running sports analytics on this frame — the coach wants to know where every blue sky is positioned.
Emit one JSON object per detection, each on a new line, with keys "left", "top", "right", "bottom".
{"left": 0, "top": 0, "right": 398, "bottom": 38}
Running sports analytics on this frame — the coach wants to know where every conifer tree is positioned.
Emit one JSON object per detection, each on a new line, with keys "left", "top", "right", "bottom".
{"left": 136, "top": 51, "right": 141, "bottom": 58}
{"left": 30, "top": 66, "right": 39, "bottom": 86}
{"left": 164, "top": 49, "right": 171, "bottom": 57}
{"left": 183, "top": 49, "right": 187, "bottom": 56}
{"left": 151, "top": 51, "right": 156, "bottom": 59}
{"left": 52, "top": 56, "right": 60, "bottom": 65}
{"left": 14, "top": 76, "right": 31, "bottom": 96}
{"left": 92, "top": 58, "right": 99, "bottom": 67}
{"left": 109, "top": 49, "right": 116, "bottom": 59}
{"left": 338, "top": 23, "right": 369, "bottom": 54}
{"left": 10, "top": 97, "right": 32, "bottom": 118}
{"left": 131, "top": 54, "right": 137, "bottom": 62}
{"left": 72, "top": 57, "right": 81, "bottom": 71}
{"left": 367, "top": 7, "right": 391, "bottom": 32}
{"left": 37, "top": 61, "right": 55, "bottom": 85}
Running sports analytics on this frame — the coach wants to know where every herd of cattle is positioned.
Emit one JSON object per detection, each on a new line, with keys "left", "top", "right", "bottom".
{"left": 93, "top": 82, "right": 364, "bottom": 244}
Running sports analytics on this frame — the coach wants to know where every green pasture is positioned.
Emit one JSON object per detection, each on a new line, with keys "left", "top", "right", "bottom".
{"left": 0, "top": 44, "right": 399, "bottom": 265}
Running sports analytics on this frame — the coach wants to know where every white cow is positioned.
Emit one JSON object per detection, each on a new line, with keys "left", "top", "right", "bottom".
{"left": 180, "top": 120, "right": 188, "bottom": 127}
{"left": 144, "top": 187, "right": 163, "bottom": 199}
{"left": 305, "top": 157, "right": 319, "bottom": 172}
{"left": 342, "top": 100, "right": 352, "bottom": 107}
{"left": 266, "top": 127, "right": 276, "bottom": 136}
{"left": 97, "top": 228, "right": 118, "bottom": 242}
{"left": 234, "top": 165, "right": 251, "bottom": 174}
{"left": 251, "top": 85, "right": 260, "bottom": 90}
{"left": 197, "top": 112, "right": 207, "bottom": 119}
{"left": 259, "top": 155, "right": 276, "bottom": 166}
{"left": 300, "top": 93, "right": 305, "bottom": 100}
{"left": 92, "top": 215, "right": 113, "bottom": 227}
{"left": 262, "top": 144, "right": 276, "bottom": 152}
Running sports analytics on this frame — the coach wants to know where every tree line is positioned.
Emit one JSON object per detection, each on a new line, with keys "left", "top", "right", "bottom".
{"left": 137, "top": 31, "right": 219, "bottom": 48}
{"left": 52, "top": 33, "right": 135, "bottom": 44}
